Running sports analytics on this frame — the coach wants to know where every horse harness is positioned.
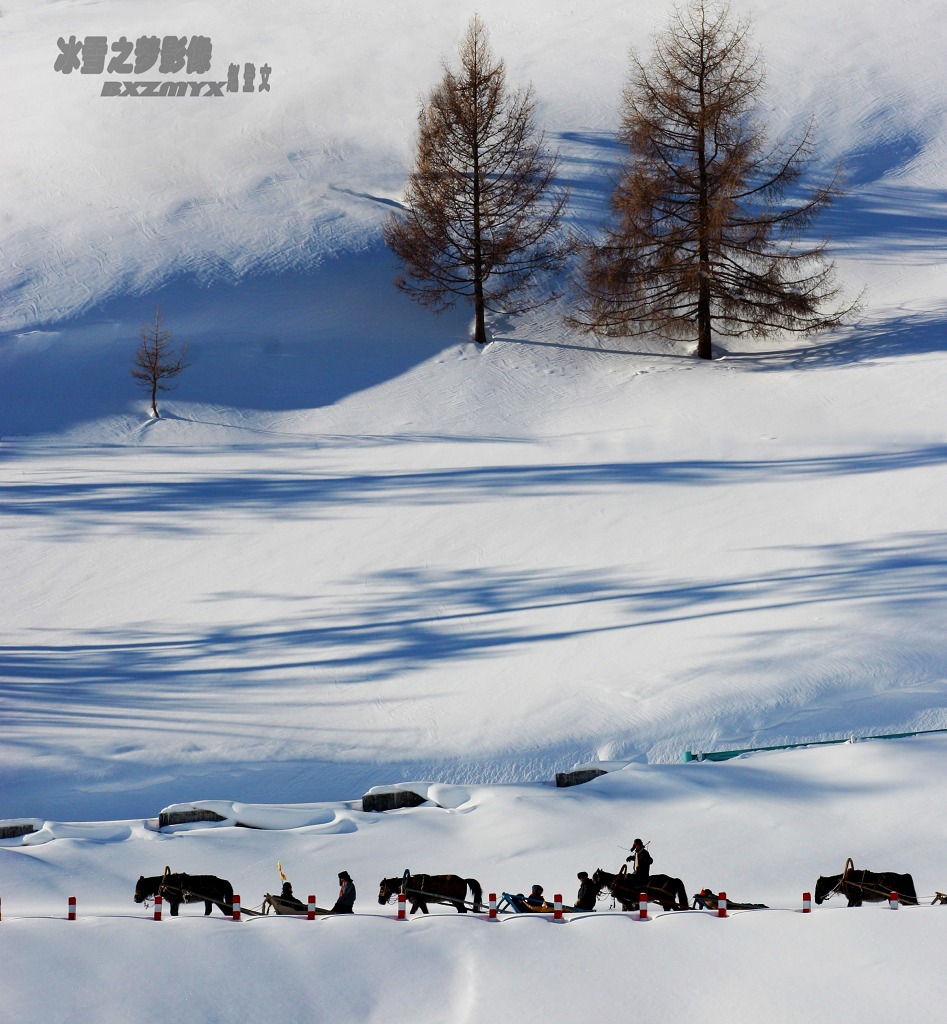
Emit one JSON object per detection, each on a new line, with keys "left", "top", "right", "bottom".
{"left": 155, "top": 865, "right": 228, "bottom": 909}
{"left": 613, "top": 862, "right": 674, "bottom": 905}
{"left": 822, "top": 857, "right": 902, "bottom": 903}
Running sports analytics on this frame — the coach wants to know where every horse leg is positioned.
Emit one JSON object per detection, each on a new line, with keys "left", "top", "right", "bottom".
{"left": 455, "top": 900, "right": 467, "bottom": 913}
{"left": 205, "top": 901, "right": 213, "bottom": 916}
{"left": 170, "top": 900, "right": 180, "bottom": 917}
{"left": 676, "top": 881, "right": 688, "bottom": 910}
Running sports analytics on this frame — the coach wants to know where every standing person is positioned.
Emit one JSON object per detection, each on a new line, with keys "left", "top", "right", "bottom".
{"left": 331, "top": 871, "right": 356, "bottom": 914}
{"left": 625, "top": 838, "right": 653, "bottom": 887}
{"left": 574, "top": 871, "right": 597, "bottom": 911}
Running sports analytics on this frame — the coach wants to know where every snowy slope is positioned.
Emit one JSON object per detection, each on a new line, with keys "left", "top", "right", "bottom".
{"left": 3, "top": 0, "right": 947, "bottom": 818}
{"left": 2, "top": 0, "right": 947, "bottom": 1017}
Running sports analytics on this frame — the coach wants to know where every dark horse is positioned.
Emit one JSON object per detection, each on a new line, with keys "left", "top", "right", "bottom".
{"left": 378, "top": 872, "right": 484, "bottom": 914}
{"left": 592, "top": 866, "right": 689, "bottom": 911}
{"left": 134, "top": 866, "right": 234, "bottom": 916}
{"left": 814, "top": 859, "right": 918, "bottom": 907}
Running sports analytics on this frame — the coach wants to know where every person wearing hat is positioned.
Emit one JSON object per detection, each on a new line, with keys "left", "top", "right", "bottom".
{"left": 330, "top": 870, "right": 356, "bottom": 914}
{"left": 574, "top": 871, "right": 596, "bottom": 911}
{"left": 279, "top": 880, "right": 306, "bottom": 913}
{"left": 523, "top": 883, "right": 548, "bottom": 909}
{"left": 625, "top": 838, "right": 653, "bottom": 888}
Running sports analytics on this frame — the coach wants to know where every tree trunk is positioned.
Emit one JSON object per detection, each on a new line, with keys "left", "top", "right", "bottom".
{"left": 151, "top": 381, "right": 160, "bottom": 418}
{"left": 695, "top": 65, "right": 713, "bottom": 360}
{"left": 473, "top": 280, "right": 487, "bottom": 344}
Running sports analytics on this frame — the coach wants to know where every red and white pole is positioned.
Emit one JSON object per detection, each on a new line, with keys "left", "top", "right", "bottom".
{"left": 308, "top": 894, "right": 316, "bottom": 921}
{"left": 232, "top": 895, "right": 241, "bottom": 921}
{"left": 154, "top": 895, "right": 163, "bottom": 921}
{"left": 488, "top": 893, "right": 497, "bottom": 920}
{"left": 802, "top": 892, "right": 811, "bottom": 913}
{"left": 397, "top": 893, "right": 406, "bottom": 920}
{"left": 553, "top": 894, "right": 563, "bottom": 920}
{"left": 68, "top": 896, "right": 77, "bottom": 920}
{"left": 717, "top": 892, "right": 727, "bottom": 918}
{"left": 639, "top": 893, "right": 648, "bottom": 920}
{"left": 889, "top": 891, "right": 899, "bottom": 910}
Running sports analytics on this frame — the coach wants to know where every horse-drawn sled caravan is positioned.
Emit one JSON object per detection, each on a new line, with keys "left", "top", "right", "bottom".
{"left": 132, "top": 855, "right": 938, "bottom": 919}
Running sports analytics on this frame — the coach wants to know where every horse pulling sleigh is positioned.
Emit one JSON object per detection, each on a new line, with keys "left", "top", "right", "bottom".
{"left": 814, "top": 858, "right": 919, "bottom": 907}
{"left": 134, "top": 867, "right": 234, "bottom": 916}
{"left": 591, "top": 865, "right": 689, "bottom": 912}
{"left": 378, "top": 870, "right": 484, "bottom": 914}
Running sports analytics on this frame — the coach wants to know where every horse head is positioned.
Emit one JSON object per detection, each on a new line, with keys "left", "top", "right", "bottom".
{"left": 813, "top": 874, "right": 839, "bottom": 905}
{"left": 590, "top": 868, "right": 614, "bottom": 895}
{"left": 378, "top": 876, "right": 400, "bottom": 905}
{"left": 134, "top": 875, "right": 152, "bottom": 904}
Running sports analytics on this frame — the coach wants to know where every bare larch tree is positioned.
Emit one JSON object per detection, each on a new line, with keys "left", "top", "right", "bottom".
{"left": 131, "top": 307, "right": 189, "bottom": 418}
{"left": 575, "top": 0, "right": 851, "bottom": 359}
{"left": 384, "top": 15, "right": 569, "bottom": 345}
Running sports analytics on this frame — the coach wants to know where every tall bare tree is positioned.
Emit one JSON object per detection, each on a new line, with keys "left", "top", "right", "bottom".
{"left": 384, "top": 15, "right": 569, "bottom": 345}
{"left": 131, "top": 307, "right": 189, "bottom": 418}
{"left": 575, "top": 0, "right": 851, "bottom": 359}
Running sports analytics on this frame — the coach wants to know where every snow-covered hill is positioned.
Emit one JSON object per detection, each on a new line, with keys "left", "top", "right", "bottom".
{"left": 2, "top": 0, "right": 946, "bottom": 1019}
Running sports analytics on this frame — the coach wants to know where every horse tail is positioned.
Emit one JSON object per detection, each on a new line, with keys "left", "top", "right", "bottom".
{"left": 466, "top": 878, "right": 483, "bottom": 913}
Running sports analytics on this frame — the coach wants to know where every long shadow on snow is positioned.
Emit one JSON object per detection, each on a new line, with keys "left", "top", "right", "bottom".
{"left": 4, "top": 531, "right": 946, "bottom": 705}
{"left": 0, "top": 246, "right": 467, "bottom": 436}
{"left": 732, "top": 308, "right": 947, "bottom": 370}
{"left": 5, "top": 444, "right": 947, "bottom": 533}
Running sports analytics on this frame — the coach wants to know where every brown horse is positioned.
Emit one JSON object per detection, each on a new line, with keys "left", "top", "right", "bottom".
{"left": 814, "top": 859, "right": 918, "bottom": 907}
{"left": 378, "top": 872, "right": 483, "bottom": 914}
{"left": 591, "top": 866, "right": 688, "bottom": 911}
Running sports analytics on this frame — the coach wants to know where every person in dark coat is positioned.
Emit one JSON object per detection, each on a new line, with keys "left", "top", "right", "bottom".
{"left": 574, "top": 871, "right": 597, "bottom": 911}
{"left": 622, "top": 839, "right": 655, "bottom": 888}
{"left": 279, "top": 881, "right": 306, "bottom": 912}
{"left": 331, "top": 871, "right": 356, "bottom": 913}
{"left": 625, "top": 838, "right": 653, "bottom": 887}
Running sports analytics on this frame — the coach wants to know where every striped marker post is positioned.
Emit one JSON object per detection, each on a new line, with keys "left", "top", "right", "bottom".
{"left": 889, "top": 891, "right": 899, "bottom": 910}
{"left": 717, "top": 892, "right": 727, "bottom": 918}
{"left": 68, "top": 896, "right": 77, "bottom": 921}
{"left": 488, "top": 893, "right": 497, "bottom": 920}
{"left": 802, "top": 892, "right": 811, "bottom": 913}
{"left": 308, "top": 895, "right": 316, "bottom": 921}
{"left": 553, "top": 894, "right": 563, "bottom": 920}
{"left": 154, "top": 895, "right": 163, "bottom": 921}
{"left": 232, "top": 895, "right": 241, "bottom": 921}
{"left": 639, "top": 893, "right": 648, "bottom": 920}
{"left": 397, "top": 893, "right": 406, "bottom": 920}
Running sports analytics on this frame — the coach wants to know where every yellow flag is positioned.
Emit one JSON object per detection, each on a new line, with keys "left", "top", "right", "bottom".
{"left": 278, "top": 861, "right": 287, "bottom": 882}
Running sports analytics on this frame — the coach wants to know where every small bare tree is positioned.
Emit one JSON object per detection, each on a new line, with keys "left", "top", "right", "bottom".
{"left": 384, "top": 15, "right": 570, "bottom": 345}
{"left": 131, "top": 307, "right": 189, "bottom": 418}
{"left": 574, "top": 0, "right": 853, "bottom": 359}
